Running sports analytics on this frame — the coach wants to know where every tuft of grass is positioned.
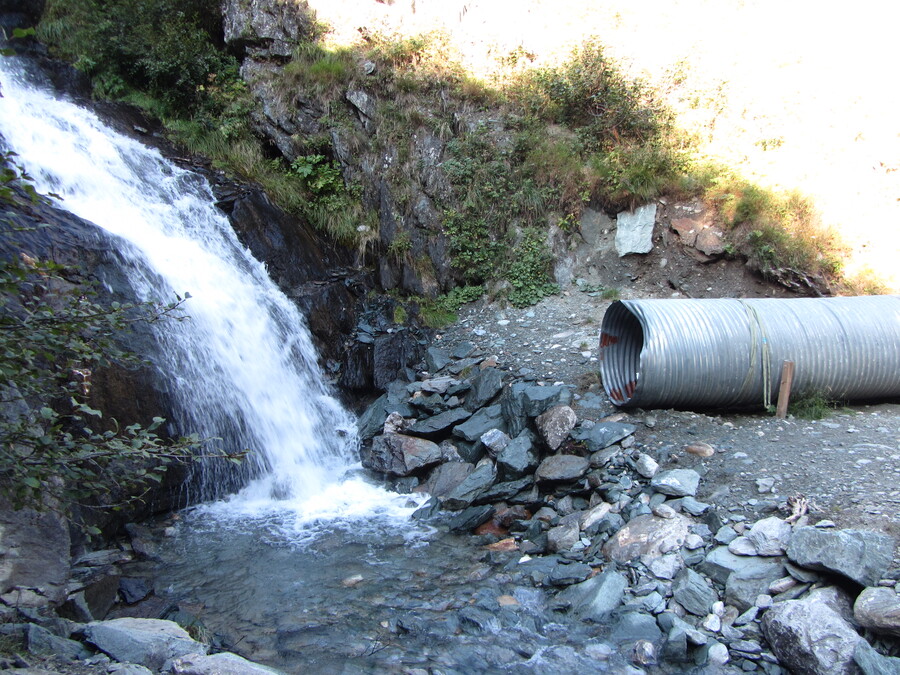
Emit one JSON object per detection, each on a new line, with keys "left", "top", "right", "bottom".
{"left": 284, "top": 43, "right": 358, "bottom": 94}
{"left": 415, "top": 285, "right": 484, "bottom": 328}
{"left": 601, "top": 287, "right": 621, "bottom": 301}
{"left": 788, "top": 390, "right": 838, "bottom": 420}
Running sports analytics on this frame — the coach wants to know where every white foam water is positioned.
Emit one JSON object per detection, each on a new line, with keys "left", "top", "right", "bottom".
{"left": 0, "top": 58, "right": 422, "bottom": 533}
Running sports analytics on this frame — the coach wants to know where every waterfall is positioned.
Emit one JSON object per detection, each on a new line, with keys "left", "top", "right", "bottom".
{"left": 0, "top": 59, "right": 385, "bottom": 516}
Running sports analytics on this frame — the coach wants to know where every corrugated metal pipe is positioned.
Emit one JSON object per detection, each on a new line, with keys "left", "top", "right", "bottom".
{"left": 599, "top": 296, "right": 900, "bottom": 409}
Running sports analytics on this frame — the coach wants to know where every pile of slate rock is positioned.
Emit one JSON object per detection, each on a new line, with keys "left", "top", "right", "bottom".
{"left": 359, "top": 343, "right": 900, "bottom": 674}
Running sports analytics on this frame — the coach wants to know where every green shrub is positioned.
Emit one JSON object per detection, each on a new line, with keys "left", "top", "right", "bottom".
{"left": 39, "top": 0, "right": 239, "bottom": 115}
{"left": 505, "top": 229, "right": 559, "bottom": 307}
{"left": 514, "top": 39, "right": 670, "bottom": 152}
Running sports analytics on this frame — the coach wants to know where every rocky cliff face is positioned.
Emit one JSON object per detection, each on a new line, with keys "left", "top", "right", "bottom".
{"left": 222, "top": 0, "right": 458, "bottom": 298}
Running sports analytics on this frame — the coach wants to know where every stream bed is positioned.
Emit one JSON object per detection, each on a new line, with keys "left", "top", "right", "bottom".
{"left": 139, "top": 488, "right": 630, "bottom": 674}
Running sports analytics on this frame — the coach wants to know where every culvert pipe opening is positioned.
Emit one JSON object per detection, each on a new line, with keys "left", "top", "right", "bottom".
{"left": 599, "top": 301, "right": 644, "bottom": 406}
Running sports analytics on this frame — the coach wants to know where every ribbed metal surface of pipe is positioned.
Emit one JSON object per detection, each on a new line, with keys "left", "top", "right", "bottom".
{"left": 599, "top": 296, "right": 900, "bottom": 409}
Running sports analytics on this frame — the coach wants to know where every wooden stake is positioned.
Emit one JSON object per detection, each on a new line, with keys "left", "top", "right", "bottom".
{"left": 775, "top": 360, "right": 795, "bottom": 419}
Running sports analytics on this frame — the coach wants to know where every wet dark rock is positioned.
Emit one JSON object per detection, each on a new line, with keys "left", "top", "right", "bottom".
{"left": 425, "top": 346, "right": 451, "bottom": 372}
{"left": 535, "top": 455, "right": 590, "bottom": 483}
{"left": 554, "top": 570, "right": 628, "bottom": 621}
{"left": 457, "top": 605, "right": 501, "bottom": 634}
{"left": 407, "top": 409, "right": 472, "bottom": 437}
{"left": 522, "top": 385, "right": 573, "bottom": 417}
{"left": 465, "top": 367, "right": 504, "bottom": 411}
{"left": 762, "top": 594, "right": 861, "bottom": 675}
{"left": 547, "top": 513, "right": 582, "bottom": 553}
{"left": 672, "top": 569, "right": 716, "bottom": 616}
{"left": 419, "top": 462, "right": 475, "bottom": 499}
{"left": 535, "top": 405, "right": 577, "bottom": 451}
{"left": 361, "top": 434, "right": 443, "bottom": 476}
{"left": 480, "top": 428, "right": 510, "bottom": 457}
{"left": 650, "top": 469, "right": 701, "bottom": 497}
{"left": 25, "top": 623, "right": 89, "bottom": 661}
{"left": 357, "top": 390, "right": 416, "bottom": 440}
{"left": 854, "top": 639, "right": 900, "bottom": 675}
{"left": 516, "top": 555, "right": 563, "bottom": 585}
{"left": 570, "top": 422, "right": 636, "bottom": 452}
{"left": 609, "top": 611, "right": 663, "bottom": 646}
{"left": 411, "top": 496, "right": 442, "bottom": 521}
{"left": 701, "top": 546, "right": 784, "bottom": 586}
{"left": 787, "top": 527, "right": 894, "bottom": 587}
{"left": 548, "top": 561, "right": 593, "bottom": 587}
{"left": 726, "top": 563, "right": 789, "bottom": 613}
{"left": 125, "top": 524, "right": 162, "bottom": 562}
{"left": 496, "top": 432, "right": 539, "bottom": 480}
{"left": 442, "top": 462, "right": 497, "bottom": 510}
{"left": 448, "top": 505, "right": 495, "bottom": 534}
{"left": 373, "top": 332, "right": 424, "bottom": 390}
{"left": 452, "top": 404, "right": 506, "bottom": 443}
{"left": 476, "top": 477, "right": 533, "bottom": 504}
{"left": 854, "top": 587, "right": 900, "bottom": 637}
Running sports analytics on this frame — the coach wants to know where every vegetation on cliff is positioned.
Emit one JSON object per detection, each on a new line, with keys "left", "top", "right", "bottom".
{"left": 33, "top": 0, "right": 866, "bottom": 320}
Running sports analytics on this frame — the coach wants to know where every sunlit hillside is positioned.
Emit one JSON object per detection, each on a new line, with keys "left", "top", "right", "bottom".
{"left": 310, "top": 0, "right": 900, "bottom": 291}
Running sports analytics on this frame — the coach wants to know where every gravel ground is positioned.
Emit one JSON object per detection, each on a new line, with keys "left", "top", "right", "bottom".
{"left": 434, "top": 287, "right": 900, "bottom": 562}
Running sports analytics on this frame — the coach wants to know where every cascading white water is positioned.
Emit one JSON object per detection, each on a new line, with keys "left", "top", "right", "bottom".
{"left": 0, "top": 59, "right": 418, "bottom": 524}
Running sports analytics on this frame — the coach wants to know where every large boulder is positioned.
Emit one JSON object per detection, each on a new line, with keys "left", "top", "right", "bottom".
{"left": 222, "top": 0, "right": 314, "bottom": 58}
{"left": 762, "top": 595, "right": 862, "bottom": 675}
{"left": 554, "top": 570, "right": 628, "bottom": 622}
{"left": 172, "top": 652, "right": 282, "bottom": 675}
{"left": 615, "top": 204, "right": 656, "bottom": 256}
{"left": 535, "top": 405, "right": 577, "bottom": 451}
{"left": 650, "top": 469, "right": 701, "bottom": 497}
{"left": 535, "top": 454, "right": 590, "bottom": 483}
{"left": 672, "top": 568, "right": 716, "bottom": 616}
{"left": 854, "top": 587, "right": 900, "bottom": 638}
{"left": 570, "top": 422, "right": 635, "bottom": 452}
{"left": 465, "top": 367, "right": 503, "bottom": 410}
{"left": 0, "top": 497, "right": 70, "bottom": 609}
{"left": 603, "top": 513, "right": 690, "bottom": 562}
{"left": 787, "top": 527, "right": 894, "bottom": 587}
{"left": 442, "top": 462, "right": 497, "bottom": 510}
{"left": 361, "top": 434, "right": 442, "bottom": 476}
{"left": 84, "top": 618, "right": 207, "bottom": 671}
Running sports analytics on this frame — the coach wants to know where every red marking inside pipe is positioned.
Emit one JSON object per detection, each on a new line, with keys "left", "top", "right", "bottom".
{"left": 624, "top": 380, "right": 636, "bottom": 399}
{"left": 599, "top": 332, "right": 619, "bottom": 348}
